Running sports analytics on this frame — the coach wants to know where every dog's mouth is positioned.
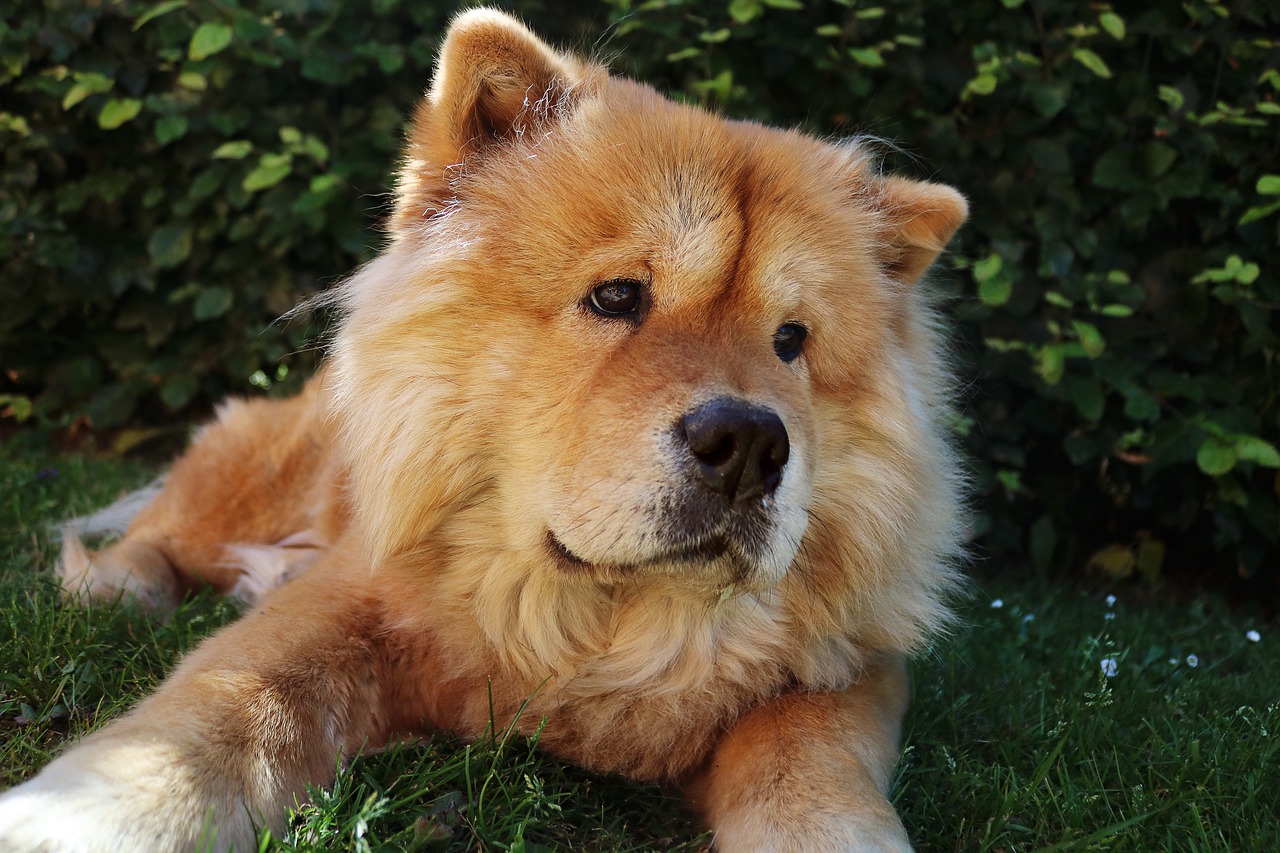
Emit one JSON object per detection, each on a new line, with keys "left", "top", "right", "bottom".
{"left": 547, "top": 531, "right": 592, "bottom": 569}
{"left": 545, "top": 530, "right": 729, "bottom": 573}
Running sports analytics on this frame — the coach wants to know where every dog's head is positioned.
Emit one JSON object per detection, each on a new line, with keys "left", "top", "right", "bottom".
{"left": 331, "top": 10, "right": 966, "bottom": 637}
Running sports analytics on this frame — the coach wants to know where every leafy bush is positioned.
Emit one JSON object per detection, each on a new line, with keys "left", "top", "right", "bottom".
{"left": 2, "top": 0, "right": 1277, "bottom": 584}
{"left": 0, "top": 0, "right": 595, "bottom": 428}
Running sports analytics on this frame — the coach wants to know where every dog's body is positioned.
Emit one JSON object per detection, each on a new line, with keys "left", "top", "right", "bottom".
{"left": 0, "top": 10, "right": 966, "bottom": 851}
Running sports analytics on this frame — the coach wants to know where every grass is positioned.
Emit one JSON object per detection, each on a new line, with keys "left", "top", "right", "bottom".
{"left": 1, "top": 437, "right": 1277, "bottom": 851}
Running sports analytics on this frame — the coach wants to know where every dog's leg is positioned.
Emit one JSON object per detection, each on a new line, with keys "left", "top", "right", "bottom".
{"left": 0, "top": 551, "right": 385, "bottom": 852}
{"left": 690, "top": 653, "right": 914, "bottom": 853}
{"left": 59, "top": 375, "right": 343, "bottom": 612}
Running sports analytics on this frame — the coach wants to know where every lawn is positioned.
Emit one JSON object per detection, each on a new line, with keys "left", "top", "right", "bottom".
{"left": 1, "top": 438, "right": 1276, "bottom": 851}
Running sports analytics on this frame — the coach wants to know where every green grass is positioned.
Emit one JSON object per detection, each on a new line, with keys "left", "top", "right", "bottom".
{"left": 1, "top": 440, "right": 1277, "bottom": 851}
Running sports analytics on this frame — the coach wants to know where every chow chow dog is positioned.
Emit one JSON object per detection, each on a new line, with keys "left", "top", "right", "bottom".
{"left": 0, "top": 8, "right": 967, "bottom": 851}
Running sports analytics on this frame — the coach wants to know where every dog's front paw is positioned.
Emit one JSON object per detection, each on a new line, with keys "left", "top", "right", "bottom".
{"left": 0, "top": 768, "right": 144, "bottom": 853}
{"left": 711, "top": 810, "right": 914, "bottom": 853}
{"left": 0, "top": 751, "right": 251, "bottom": 853}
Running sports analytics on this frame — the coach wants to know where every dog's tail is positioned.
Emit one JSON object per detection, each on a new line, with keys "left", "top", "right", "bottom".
{"left": 56, "top": 480, "right": 181, "bottom": 614}
{"left": 59, "top": 477, "right": 166, "bottom": 540}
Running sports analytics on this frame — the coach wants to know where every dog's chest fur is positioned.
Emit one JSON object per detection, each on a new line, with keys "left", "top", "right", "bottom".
{"left": 371, "top": 543, "right": 863, "bottom": 780}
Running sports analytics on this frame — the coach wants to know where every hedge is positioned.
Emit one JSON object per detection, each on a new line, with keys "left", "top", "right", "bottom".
{"left": 1, "top": 0, "right": 1277, "bottom": 587}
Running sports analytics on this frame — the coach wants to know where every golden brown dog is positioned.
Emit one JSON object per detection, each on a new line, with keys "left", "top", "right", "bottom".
{"left": 0, "top": 8, "right": 967, "bottom": 851}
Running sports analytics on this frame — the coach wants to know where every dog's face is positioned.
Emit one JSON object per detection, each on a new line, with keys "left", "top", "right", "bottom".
{"left": 331, "top": 12, "right": 965, "bottom": 605}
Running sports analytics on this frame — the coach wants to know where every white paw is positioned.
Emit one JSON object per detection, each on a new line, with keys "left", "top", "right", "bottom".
{"left": 0, "top": 750, "right": 254, "bottom": 853}
{"left": 0, "top": 767, "right": 152, "bottom": 853}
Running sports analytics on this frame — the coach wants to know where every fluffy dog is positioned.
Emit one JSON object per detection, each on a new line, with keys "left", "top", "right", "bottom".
{"left": 0, "top": 8, "right": 967, "bottom": 851}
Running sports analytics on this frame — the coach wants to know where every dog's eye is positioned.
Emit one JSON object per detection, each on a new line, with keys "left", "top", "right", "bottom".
{"left": 773, "top": 323, "right": 807, "bottom": 362}
{"left": 587, "top": 279, "right": 642, "bottom": 317}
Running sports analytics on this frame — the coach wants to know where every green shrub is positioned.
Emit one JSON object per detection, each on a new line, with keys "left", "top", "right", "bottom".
{"left": 2, "top": 0, "right": 1277, "bottom": 583}
{"left": 0, "top": 0, "right": 595, "bottom": 425}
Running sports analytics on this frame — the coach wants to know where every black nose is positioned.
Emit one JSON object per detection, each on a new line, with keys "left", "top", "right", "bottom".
{"left": 681, "top": 397, "right": 789, "bottom": 503}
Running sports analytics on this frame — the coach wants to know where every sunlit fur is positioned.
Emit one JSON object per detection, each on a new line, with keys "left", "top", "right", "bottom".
{"left": 0, "top": 9, "right": 967, "bottom": 852}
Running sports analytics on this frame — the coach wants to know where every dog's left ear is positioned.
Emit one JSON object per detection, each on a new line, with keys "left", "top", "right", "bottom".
{"left": 876, "top": 176, "right": 968, "bottom": 284}
{"left": 391, "top": 8, "right": 600, "bottom": 233}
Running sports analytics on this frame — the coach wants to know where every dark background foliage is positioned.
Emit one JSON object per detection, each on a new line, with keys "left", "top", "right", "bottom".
{"left": 2, "top": 0, "right": 1277, "bottom": 590}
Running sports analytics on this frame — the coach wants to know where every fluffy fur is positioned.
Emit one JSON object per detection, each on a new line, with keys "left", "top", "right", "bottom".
{"left": 0, "top": 9, "right": 967, "bottom": 851}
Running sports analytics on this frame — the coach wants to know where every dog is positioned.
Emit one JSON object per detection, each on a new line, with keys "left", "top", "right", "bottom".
{"left": 0, "top": 8, "right": 967, "bottom": 851}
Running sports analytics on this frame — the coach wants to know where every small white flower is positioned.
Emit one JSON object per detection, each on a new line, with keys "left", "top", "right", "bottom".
{"left": 1104, "top": 612, "right": 1116, "bottom": 621}
{"left": 1186, "top": 654, "right": 1199, "bottom": 668}
{"left": 1246, "top": 630, "right": 1261, "bottom": 643}
{"left": 1105, "top": 594, "right": 1117, "bottom": 607}
{"left": 1100, "top": 657, "right": 1118, "bottom": 677}
{"left": 1023, "top": 613, "right": 1035, "bottom": 623}
{"left": 1168, "top": 657, "right": 1178, "bottom": 665}
{"left": 990, "top": 598, "right": 1004, "bottom": 609}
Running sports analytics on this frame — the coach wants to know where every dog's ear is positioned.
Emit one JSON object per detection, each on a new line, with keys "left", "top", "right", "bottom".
{"left": 392, "top": 8, "right": 598, "bottom": 233}
{"left": 875, "top": 176, "right": 968, "bottom": 284}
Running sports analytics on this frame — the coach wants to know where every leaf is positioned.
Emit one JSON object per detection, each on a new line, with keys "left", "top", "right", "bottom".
{"left": 1037, "top": 344, "right": 1065, "bottom": 385}
{"left": 762, "top": 0, "right": 804, "bottom": 8}
{"left": 133, "top": 0, "right": 187, "bottom": 31}
{"left": 1196, "top": 440, "right": 1236, "bottom": 476}
{"left": 979, "top": 275, "right": 1013, "bottom": 307}
{"left": 0, "top": 394, "right": 33, "bottom": 422}
{"left": 1072, "top": 48, "right": 1112, "bottom": 79}
{"left": 155, "top": 114, "right": 188, "bottom": 145}
{"left": 1157, "top": 85, "right": 1185, "bottom": 110}
{"left": 1099, "top": 11, "right": 1126, "bottom": 40}
{"left": 212, "top": 139, "right": 253, "bottom": 159}
{"left": 1136, "top": 538, "right": 1164, "bottom": 584}
{"left": 1027, "top": 82, "right": 1066, "bottom": 118}
{"left": 1091, "top": 148, "right": 1135, "bottom": 190}
{"left": 160, "top": 374, "right": 198, "bottom": 409}
{"left": 1239, "top": 200, "right": 1280, "bottom": 225}
{"left": 965, "top": 74, "right": 998, "bottom": 97}
{"left": 1140, "top": 142, "right": 1177, "bottom": 179}
{"left": 62, "top": 72, "right": 113, "bottom": 110}
{"left": 976, "top": 255, "right": 1012, "bottom": 306}
{"left": 1067, "top": 376, "right": 1105, "bottom": 422}
{"left": 242, "top": 153, "right": 293, "bottom": 192}
{"left": 301, "top": 136, "right": 329, "bottom": 164}
{"left": 1257, "top": 175, "right": 1280, "bottom": 195}
{"left": 1122, "top": 387, "right": 1159, "bottom": 421}
{"left": 1072, "top": 320, "right": 1105, "bottom": 357}
{"left": 193, "top": 286, "right": 233, "bottom": 320}
{"left": 728, "top": 0, "right": 762, "bottom": 23}
{"left": 113, "top": 426, "right": 177, "bottom": 454}
{"left": 848, "top": 47, "right": 885, "bottom": 67}
{"left": 189, "top": 23, "right": 233, "bottom": 61}
{"left": 97, "top": 98, "right": 142, "bottom": 130}
{"left": 666, "top": 47, "right": 702, "bottom": 63}
{"left": 973, "top": 253, "right": 1003, "bottom": 282}
{"left": 1235, "top": 436, "right": 1280, "bottom": 468}
{"left": 372, "top": 45, "right": 404, "bottom": 74}
{"left": 177, "top": 71, "right": 207, "bottom": 91}
{"left": 188, "top": 168, "right": 224, "bottom": 202}
{"left": 0, "top": 113, "right": 30, "bottom": 137}
{"left": 1087, "top": 544, "right": 1134, "bottom": 580}
{"left": 148, "top": 223, "right": 193, "bottom": 269}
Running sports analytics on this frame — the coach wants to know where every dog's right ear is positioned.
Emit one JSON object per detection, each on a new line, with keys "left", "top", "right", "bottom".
{"left": 391, "top": 8, "right": 599, "bottom": 233}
